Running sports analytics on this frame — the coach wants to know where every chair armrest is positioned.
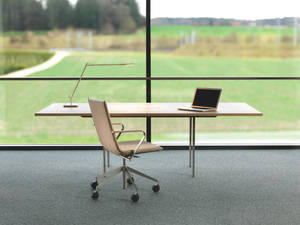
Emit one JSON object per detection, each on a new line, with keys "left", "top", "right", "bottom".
{"left": 112, "top": 123, "right": 124, "bottom": 130}
{"left": 111, "top": 123, "right": 125, "bottom": 140}
{"left": 112, "top": 130, "right": 146, "bottom": 158}
{"left": 112, "top": 129, "right": 145, "bottom": 135}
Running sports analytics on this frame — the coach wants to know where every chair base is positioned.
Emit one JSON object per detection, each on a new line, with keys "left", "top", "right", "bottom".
{"left": 91, "top": 159, "right": 159, "bottom": 202}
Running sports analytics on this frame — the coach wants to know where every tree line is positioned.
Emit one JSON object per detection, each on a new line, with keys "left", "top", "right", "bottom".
{"left": 2, "top": 0, "right": 144, "bottom": 33}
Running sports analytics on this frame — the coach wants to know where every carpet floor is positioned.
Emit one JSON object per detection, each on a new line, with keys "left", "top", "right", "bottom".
{"left": 0, "top": 150, "right": 300, "bottom": 225}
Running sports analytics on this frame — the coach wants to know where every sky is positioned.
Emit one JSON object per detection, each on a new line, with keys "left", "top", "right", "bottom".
{"left": 69, "top": 0, "right": 299, "bottom": 20}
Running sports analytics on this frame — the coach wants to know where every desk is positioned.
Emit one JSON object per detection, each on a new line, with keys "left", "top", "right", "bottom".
{"left": 35, "top": 102, "right": 262, "bottom": 177}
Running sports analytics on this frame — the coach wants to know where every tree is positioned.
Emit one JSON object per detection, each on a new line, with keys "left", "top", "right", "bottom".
{"left": 113, "top": 0, "right": 143, "bottom": 27}
{"left": 23, "top": 0, "right": 47, "bottom": 30}
{"left": 1, "top": 0, "right": 47, "bottom": 31}
{"left": 0, "top": 0, "right": 143, "bottom": 33}
{"left": 96, "top": 0, "right": 115, "bottom": 33}
{"left": 46, "top": 0, "right": 73, "bottom": 29}
{"left": 74, "top": 0, "right": 101, "bottom": 30}
{"left": 113, "top": 3, "right": 136, "bottom": 33}
{"left": 2, "top": 0, "right": 26, "bottom": 31}
{"left": 98, "top": 0, "right": 139, "bottom": 33}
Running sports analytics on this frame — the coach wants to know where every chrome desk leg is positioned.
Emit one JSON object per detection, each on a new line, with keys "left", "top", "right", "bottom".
{"left": 122, "top": 159, "right": 126, "bottom": 189}
{"left": 103, "top": 149, "right": 106, "bottom": 173}
{"left": 107, "top": 151, "right": 110, "bottom": 168}
{"left": 192, "top": 117, "right": 196, "bottom": 178}
{"left": 189, "top": 117, "right": 192, "bottom": 168}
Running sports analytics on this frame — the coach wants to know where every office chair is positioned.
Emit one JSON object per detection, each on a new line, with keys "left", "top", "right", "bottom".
{"left": 88, "top": 98, "right": 163, "bottom": 202}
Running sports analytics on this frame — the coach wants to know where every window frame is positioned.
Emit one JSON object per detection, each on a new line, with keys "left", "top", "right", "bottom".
{"left": 0, "top": 0, "right": 299, "bottom": 149}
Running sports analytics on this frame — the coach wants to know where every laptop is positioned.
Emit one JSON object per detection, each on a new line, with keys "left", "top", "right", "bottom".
{"left": 178, "top": 88, "right": 222, "bottom": 112}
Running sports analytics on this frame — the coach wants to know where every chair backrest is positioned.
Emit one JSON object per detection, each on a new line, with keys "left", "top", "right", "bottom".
{"left": 88, "top": 98, "right": 122, "bottom": 156}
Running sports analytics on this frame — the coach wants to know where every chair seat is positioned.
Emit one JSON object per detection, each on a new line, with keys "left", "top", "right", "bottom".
{"left": 118, "top": 140, "right": 163, "bottom": 155}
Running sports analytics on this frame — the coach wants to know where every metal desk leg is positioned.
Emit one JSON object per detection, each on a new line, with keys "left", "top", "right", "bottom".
{"left": 189, "top": 117, "right": 192, "bottom": 168}
{"left": 122, "top": 159, "right": 126, "bottom": 189}
{"left": 107, "top": 151, "right": 110, "bottom": 168}
{"left": 103, "top": 149, "right": 106, "bottom": 173}
{"left": 192, "top": 117, "right": 196, "bottom": 177}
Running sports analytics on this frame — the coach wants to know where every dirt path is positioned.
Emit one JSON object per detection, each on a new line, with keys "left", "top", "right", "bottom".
{"left": 2, "top": 50, "right": 70, "bottom": 78}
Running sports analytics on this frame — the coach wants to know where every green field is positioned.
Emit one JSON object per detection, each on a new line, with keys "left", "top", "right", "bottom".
{"left": 149, "top": 26, "right": 295, "bottom": 38}
{"left": 0, "top": 51, "right": 299, "bottom": 144}
{"left": 30, "top": 51, "right": 300, "bottom": 77}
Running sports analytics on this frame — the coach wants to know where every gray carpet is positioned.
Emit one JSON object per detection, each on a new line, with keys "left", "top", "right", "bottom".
{"left": 1, "top": 150, "right": 300, "bottom": 225}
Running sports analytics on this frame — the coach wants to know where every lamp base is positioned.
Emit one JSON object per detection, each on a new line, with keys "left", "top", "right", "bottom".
{"left": 63, "top": 104, "right": 79, "bottom": 108}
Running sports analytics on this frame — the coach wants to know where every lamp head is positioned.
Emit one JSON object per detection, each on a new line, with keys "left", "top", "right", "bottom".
{"left": 124, "top": 63, "right": 135, "bottom": 66}
{"left": 86, "top": 63, "right": 135, "bottom": 67}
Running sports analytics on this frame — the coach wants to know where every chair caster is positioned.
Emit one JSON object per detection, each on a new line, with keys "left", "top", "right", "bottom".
{"left": 90, "top": 180, "right": 98, "bottom": 190}
{"left": 127, "top": 177, "right": 134, "bottom": 185}
{"left": 131, "top": 193, "right": 139, "bottom": 202}
{"left": 152, "top": 184, "right": 160, "bottom": 193}
{"left": 91, "top": 191, "right": 99, "bottom": 200}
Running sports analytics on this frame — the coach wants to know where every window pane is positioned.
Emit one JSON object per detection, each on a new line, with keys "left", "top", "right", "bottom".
{"left": 0, "top": 81, "right": 145, "bottom": 144}
{"left": 152, "top": 80, "right": 300, "bottom": 144}
{"left": 0, "top": 0, "right": 146, "bottom": 78}
{"left": 0, "top": 0, "right": 147, "bottom": 144}
{"left": 151, "top": 0, "right": 300, "bottom": 77}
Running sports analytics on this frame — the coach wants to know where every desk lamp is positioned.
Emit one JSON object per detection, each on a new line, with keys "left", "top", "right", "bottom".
{"left": 64, "top": 62, "right": 134, "bottom": 108}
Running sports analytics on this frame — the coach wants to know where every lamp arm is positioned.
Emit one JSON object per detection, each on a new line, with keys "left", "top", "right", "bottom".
{"left": 69, "top": 62, "right": 89, "bottom": 105}
{"left": 65, "top": 62, "right": 134, "bottom": 107}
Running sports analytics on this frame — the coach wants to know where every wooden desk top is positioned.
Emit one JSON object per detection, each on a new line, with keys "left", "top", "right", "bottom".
{"left": 35, "top": 102, "right": 262, "bottom": 118}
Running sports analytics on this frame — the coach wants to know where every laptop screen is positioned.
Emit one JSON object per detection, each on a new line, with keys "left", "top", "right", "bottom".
{"left": 192, "top": 88, "right": 222, "bottom": 108}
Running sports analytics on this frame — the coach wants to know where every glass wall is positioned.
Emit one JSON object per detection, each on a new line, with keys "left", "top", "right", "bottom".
{"left": 0, "top": 0, "right": 146, "bottom": 77}
{"left": 150, "top": 0, "right": 300, "bottom": 144}
{"left": 0, "top": 0, "right": 146, "bottom": 144}
{"left": 0, "top": 80, "right": 146, "bottom": 144}
{"left": 152, "top": 80, "right": 300, "bottom": 144}
{"left": 0, "top": 0, "right": 299, "bottom": 145}
{"left": 151, "top": 0, "right": 300, "bottom": 77}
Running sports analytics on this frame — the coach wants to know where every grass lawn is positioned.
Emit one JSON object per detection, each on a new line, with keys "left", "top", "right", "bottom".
{"left": 31, "top": 51, "right": 300, "bottom": 77}
{"left": 0, "top": 51, "right": 299, "bottom": 144}
{"left": 149, "top": 26, "right": 295, "bottom": 38}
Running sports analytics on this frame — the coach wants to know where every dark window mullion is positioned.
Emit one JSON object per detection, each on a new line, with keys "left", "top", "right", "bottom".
{"left": 146, "top": 0, "right": 151, "bottom": 142}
